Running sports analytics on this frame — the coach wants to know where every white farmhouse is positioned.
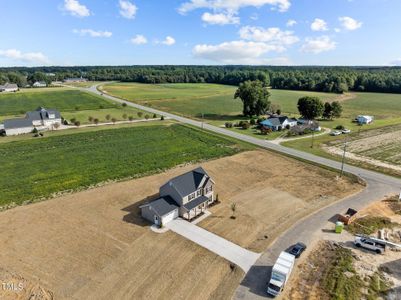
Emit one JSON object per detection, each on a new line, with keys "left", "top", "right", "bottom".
{"left": 0, "top": 83, "right": 18, "bottom": 92}
{"left": 32, "top": 81, "right": 47, "bottom": 88}
{"left": 1, "top": 107, "right": 62, "bottom": 136}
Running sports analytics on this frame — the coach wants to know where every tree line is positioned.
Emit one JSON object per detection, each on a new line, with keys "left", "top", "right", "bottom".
{"left": 1, "top": 65, "right": 401, "bottom": 93}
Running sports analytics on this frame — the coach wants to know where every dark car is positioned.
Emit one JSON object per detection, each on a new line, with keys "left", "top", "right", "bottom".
{"left": 289, "top": 242, "right": 307, "bottom": 258}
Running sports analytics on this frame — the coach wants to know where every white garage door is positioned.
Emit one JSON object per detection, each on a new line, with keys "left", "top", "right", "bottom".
{"left": 161, "top": 209, "right": 179, "bottom": 225}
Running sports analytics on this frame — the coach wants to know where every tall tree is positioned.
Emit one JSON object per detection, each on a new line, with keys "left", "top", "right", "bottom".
{"left": 297, "top": 96, "right": 324, "bottom": 120}
{"left": 331, "top": 101, "right": 343, "bottom": 119}
{"left": 323, "top": 102, "right": 333, "bottom": 119}
{"left": 234, "top": 80, "right": 271, "bottom": 117}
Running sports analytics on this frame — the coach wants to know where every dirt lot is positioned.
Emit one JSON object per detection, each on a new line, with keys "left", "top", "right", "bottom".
{"left": 324, "top": 125, "right": 401, "bottom": 174}
{"left": 0, "top": 150, "right": 361, "bottom": 300}
{"left": 287, "top": 198, "right": 401, "bottom": 300}
{"left": 199, "top": 150, "right": 362, "bottom": 252}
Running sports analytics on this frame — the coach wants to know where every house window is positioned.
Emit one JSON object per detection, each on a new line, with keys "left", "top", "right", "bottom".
{"left": 188, "top": 193, "right": 195, "bottom": 201}
{"left": 196, "top": 189, "right": 202, "bottom": 196}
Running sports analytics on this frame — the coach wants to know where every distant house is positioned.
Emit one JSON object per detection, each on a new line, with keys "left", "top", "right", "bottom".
{"left": 63, "top": 77, "right": 87, "bottom": 83}
{"left": 140, "top": 167, "right": 215, "bottom": 226}
{"left": 357, "top": 115, "right": 373, "bottom": 124}
{"left": 0, "top": 83, "right": 18, "bottom": 93}
{"left": 32, "top": 81, "right": 47, "bottom": 88}
{"left": 260, "top": 116, "right": 297, "bottom": 131}
{"left": 1, "top": 107, "right": 61, "bottom": 136}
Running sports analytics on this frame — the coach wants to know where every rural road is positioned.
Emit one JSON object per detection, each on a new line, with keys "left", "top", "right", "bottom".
{"left": 85, "top": 84, "right": 401, "bottom": 299}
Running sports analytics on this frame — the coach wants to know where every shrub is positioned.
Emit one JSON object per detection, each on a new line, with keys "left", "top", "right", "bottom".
{"left": 88, "top": 116, "right": 94, "bottom": 122}
{"left": 260, "top": 126, "right": 272, "bottom": 135}
{"left": 105, "top": 114, "right": 111, "bottom": 121}
{"left": 276, "top": 109, "right": 281, "bottom": 115}
{"left": 75, "top": 106, "right": 79, "bottom": 111}
{"left": 225, "top": 122, "right": 233, "bottom": 128}
{"left": 39, "top": 132, "right": 44, "bottom": 137}
{"left": 128, "top": 116, "right": 134, "bottom": 121}
{"left": 70, "top": 118, "right": 76, "bottom": 123}
{"left": 336, "top": 125, "right": 345, "bottom": 130}
{"left": 122, "top": 114, "right": 128, "bottom": 120}
{"left": 241, "top": 122, "right": 250, "bottom": 130}
{"left": 33, "top": 133, "right": 39, "bottom": 137}
{"left": 111, "top": 118, "right": 117, "bottom": 124}
{"left": 250, "top": 118, "right": 256, "bottom": 125}
{"left": 32, "top": 127, "right": 38, "bottom": 134}
{"left": 160, "top": 115, "right": 164, "bottom": 121}
{"left": 74, "top": 121, "right": 81, "bottom": 127}
{"left": 145, "top": 114, "right": 150, "bottom": 120}
{"left": 137, "top": 112, "right": 143, "bottom": 118}
{"left": 153, "top": 114, "right": 157, "bottom": 118}
{"left": 63, "top": 119, "right": 69, "bottom": 125}
{"left": 285, "top": 124, "right": 291, "bottom": 130}
{"left": 94, "top": 118, "right": 99, "bottom": 125}
{"left": 122, "top": 102, "right": 127, "bottom": 107}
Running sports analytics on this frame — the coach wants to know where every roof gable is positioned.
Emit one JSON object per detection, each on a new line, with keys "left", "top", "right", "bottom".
{"left": 166, "top": 167, "right": 210, "bottom": 197}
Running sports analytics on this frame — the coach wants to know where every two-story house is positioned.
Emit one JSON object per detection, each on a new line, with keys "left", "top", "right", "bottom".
{"left": 140, "top": 167, "right": 215, "bottom": 226}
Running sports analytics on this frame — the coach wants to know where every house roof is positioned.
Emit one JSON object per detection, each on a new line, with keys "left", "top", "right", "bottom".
{"left": 3, "top": 107, "right": 61, "bottom": 129}
{"left": 183, "top": 195, "right": 209, "bottom": 211}
{"left": 261, "top": 116, "right": 297, "bottom": 127}
{"left": 164, "top": 167, "right": 210, "bottom": 197}
{"left": 144, "top": 196, "right": 179, "bottom": 217}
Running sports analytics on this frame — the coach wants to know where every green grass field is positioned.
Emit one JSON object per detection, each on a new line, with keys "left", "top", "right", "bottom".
{"left": 0, "top": 123, "right": 249, "bottom": 207}
{"left": 101, "top": 82, "right": 344, "bottom": 120}
{"left": 0, "top": 88, "right": 115, "bottom": 116}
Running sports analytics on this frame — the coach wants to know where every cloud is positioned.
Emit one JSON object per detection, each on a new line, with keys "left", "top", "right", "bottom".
{"left": 339, "top": 16, "right": 362, "bottom": 31}
{"left": 193, "top": 40, "right": 286, "bottom": 64}
{"left": 119, "top": 0, "right": 137, "bottom": 19}
{"left": 286, "top": 19, "right": 297, "bottom": 27}
{"left": 161, "top": 36, "right": 176, "bottom": 46}
{"left": 239, "top": 26, "right": 299, "bottom": 48}
{"left": 311, "top": 18, "right": 328, "bottom": 31}
{"left": 130, "top": 34, "right": 148, "bottom": 45}
{"left": 0, "top": 49, "right": 50, "bottom": 64}
{"left": 179, "top": 0, "right": 291, "bottom": 14}
{"left": 301, "top": 36, "right": 336, "bottom": 54}
{"left": 201, "top": 12, "right": 240, "bottom": 25}
{"left": 73, "top": 29, "right": 112, "bottom": 38}
{"left": 389, "top": 59, "right": 401, "bottom": 66}
{"left": 62, "top": 0, "right": 90, "bottom": 17}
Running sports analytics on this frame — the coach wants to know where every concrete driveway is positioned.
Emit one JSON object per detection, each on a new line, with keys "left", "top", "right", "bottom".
{"left": 166, "top": 218, "right": 260, "bottom": 272}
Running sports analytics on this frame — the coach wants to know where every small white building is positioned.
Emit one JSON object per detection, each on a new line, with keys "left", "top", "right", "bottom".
{"left": 357, "top": 115, "right": 374, "bottom": 124}
{"left": 32, "top": 81, "right": 47, "bottom": 88}
{"left": 0, "top": 83, "right": 18, "bottom": 92}
{"left": 1, "top": 107, "right": 62, "bottom": 136}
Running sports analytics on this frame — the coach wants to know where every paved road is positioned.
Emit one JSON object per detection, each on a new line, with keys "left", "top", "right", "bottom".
{"left": 166, "top": 218, "right": 261, "bottom": 273}
{"left": 87, "top": 84, "right": 401, "bottom": 299}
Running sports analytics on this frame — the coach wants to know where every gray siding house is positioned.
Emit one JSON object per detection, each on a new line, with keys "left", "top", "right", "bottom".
{"left": 1, "top": 107, "right": 61, "bottom": 136}
{"left": 140, "top": 167, "right": 215, "bottom": 226}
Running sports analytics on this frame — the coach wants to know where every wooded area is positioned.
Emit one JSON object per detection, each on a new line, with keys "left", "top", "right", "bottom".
{"left": 1, "top": 66, "right": 401, "bottom": 94}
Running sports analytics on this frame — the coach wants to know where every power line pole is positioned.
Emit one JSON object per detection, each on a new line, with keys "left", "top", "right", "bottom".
{"left": 340, "top": 136, "right": 348, "bottom": 177}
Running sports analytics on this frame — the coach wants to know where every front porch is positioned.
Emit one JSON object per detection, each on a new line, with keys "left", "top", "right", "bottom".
{"left": 182, "top": 195, "right": 215, "bottom": 221}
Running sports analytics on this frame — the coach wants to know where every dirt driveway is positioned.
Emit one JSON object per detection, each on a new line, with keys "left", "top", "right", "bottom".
{"left": 0, "top": 150, "right": 361, "bottom": 300}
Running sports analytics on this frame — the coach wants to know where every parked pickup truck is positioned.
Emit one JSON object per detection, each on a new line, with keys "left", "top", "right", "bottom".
{"left": 267, "top": 251, "right": 296, "bottom": 297}
{"left": 354, "top": 236, "right": 386, "bottom": 254}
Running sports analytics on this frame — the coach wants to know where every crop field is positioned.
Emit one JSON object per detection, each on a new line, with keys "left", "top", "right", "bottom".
{"left": 0, "top": 123, "right": 247, "bottom": 207}
{"left": 101, "top": 82, "right": 343, "bottom": 120}
{"left": 0, "top": 88, "right": 114, "bottom": 116}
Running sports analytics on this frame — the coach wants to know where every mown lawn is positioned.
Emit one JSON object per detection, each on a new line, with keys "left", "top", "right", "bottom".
{"left": 0, "top": 123, "right": 249, "bottom": 206}
{"left": 0, "top": 88, "right": 115, "bottom": 116}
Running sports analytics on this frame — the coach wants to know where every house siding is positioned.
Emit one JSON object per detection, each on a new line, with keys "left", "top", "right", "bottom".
{"left": 5, "top": 127, "right": 34, "bottom": 136}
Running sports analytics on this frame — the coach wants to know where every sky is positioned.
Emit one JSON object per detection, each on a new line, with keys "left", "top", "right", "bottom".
{"left": 1, "top": 0, "right": 401, "bottom": 67}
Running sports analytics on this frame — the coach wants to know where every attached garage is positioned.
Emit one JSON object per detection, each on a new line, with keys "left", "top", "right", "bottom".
{"left": 140, "top": 196, "right": 179, "bottom": 227}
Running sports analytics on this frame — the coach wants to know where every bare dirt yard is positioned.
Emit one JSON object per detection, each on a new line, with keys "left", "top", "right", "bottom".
{"left": 198, "top": 150, "right": 362, "bottom": 252}
{"left": 286, "top": 197, "right": 401, "bottom": 300}
{"left": 324, "top": 124, "right": 401, "bottom": 175}
{"left": 0, "top": 150, "right": 361, "bottom": 300}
